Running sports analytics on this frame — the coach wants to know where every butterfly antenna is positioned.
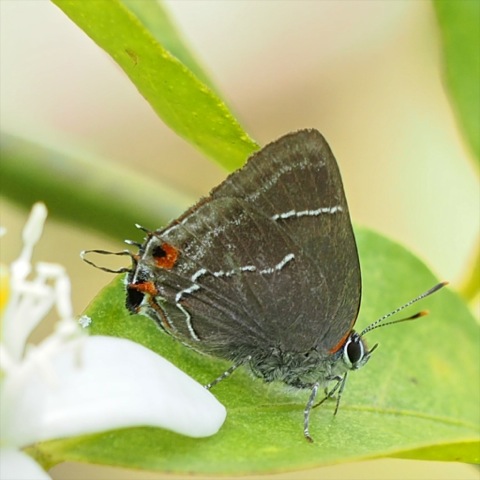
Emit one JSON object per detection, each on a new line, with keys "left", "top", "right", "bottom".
{"left": 360, "top": 281, "right": 448, "bottom": 336}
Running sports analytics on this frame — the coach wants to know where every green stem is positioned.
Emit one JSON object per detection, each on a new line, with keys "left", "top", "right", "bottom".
{"left": 0, "top": 132, "right": 195, "bottom": 241}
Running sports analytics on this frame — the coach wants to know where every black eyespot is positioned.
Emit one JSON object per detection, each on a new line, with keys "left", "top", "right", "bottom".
{"left": 152, "top": 244, "right": 166, "bottom": 258}
{"left": 347, "top": 339, "right": 363, "bottom": 365}
{"left": 126, "top": 285, "right": 144, "bottom": 313}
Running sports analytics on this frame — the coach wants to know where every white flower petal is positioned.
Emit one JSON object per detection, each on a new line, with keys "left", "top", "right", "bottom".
{"left": 1, "top": 336, "right": 226, "bottom": 446}
{"left": 0, "top": 448, "right": 51, "bottom": 480}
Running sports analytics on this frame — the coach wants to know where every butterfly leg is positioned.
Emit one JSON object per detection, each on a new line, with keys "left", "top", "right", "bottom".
{"left": 303, "top": 374, "right": 349, "bottom": 442}
{"left": 303, "top": 382, "right": 319, "bottom": 443}
{"left": 313, "top": 373, "right": 348, "bottom": 414}
{"left": 333, "top": 373, "right": 348, "bottom": 415}
{"left": 204, "top": 355, "right": 252, "bottom": 389}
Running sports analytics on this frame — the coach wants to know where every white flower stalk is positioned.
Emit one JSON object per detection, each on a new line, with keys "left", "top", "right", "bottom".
{"left": 2, "top": 203, "right": 50, "bottom": 362}
{"left": 0, "top": 204, "right": 226, "bottom": 480}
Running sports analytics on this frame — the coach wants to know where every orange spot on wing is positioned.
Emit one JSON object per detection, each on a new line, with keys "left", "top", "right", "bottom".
{"left": 153, "top": 243, "right": 179, "bottom": 269}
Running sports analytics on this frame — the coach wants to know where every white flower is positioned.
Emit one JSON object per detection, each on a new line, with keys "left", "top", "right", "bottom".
{"left": 0, "top": 204, "right": 226, "bottom": 480}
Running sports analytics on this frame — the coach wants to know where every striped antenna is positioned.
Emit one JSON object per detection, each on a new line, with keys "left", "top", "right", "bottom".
{"left": 360, "top": 281, "right": 448, "bottom": 336}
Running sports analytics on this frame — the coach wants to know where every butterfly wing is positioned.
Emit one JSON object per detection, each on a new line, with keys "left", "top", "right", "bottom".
{"left": 208, "top": 129, "right": 362, "bottom": 352}
{"left": 128, "top": 129, "right": 361, "bottom": 358}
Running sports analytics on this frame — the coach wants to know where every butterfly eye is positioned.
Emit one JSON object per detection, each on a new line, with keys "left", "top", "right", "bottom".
{"left": 343, "top": 333, "right": 365, "bottom": 369}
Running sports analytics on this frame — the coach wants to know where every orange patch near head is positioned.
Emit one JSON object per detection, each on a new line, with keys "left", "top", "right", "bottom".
{"left": 153, "top": 242, "right": 179, "bottom": 269}
{"left": 328, "top": 329, "right": 351, "bottom": 354}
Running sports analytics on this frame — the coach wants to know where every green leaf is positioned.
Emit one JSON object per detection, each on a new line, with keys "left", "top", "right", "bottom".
{"left": 31, "top": 229, "right": 479, "bottom": 474}
{"left": 121, "top": 0, "right": 216, "bottom": 90}
{"left": 434, "top": 0, "right": 480, "bottom": 165}
{"left": 51, "top": 0, "right": 259, "bottom": 170}
{"left": 0, "top": 132, "right": 194, "bottom": 241}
